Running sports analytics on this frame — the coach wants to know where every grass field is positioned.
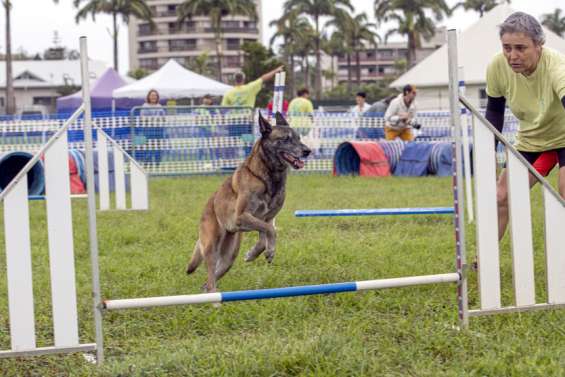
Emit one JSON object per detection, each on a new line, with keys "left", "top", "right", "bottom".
{"left": 1, "top": 174, "right": 564, "bottom": 376}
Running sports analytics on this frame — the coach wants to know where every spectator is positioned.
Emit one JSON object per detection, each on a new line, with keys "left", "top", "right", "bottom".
{"left": 287, "top": 88, "right": 314, "bottom": 132}
{"left": 221, "top": 66, "right": 284, "bottom": 108}
{"left": 384, "top": 84, "right": 418, "bottom": 141}
{"left": 139, "top": 89, "right": 165, "bottom": 165}
{"left": 201, "top": 94, "right": 214, "bottom": 106}
{"left": 350, "top": 92, "right": 371, "bottom": 115}
{"left": 140, "top": 89, "right": 165, "bottom": 116}
{"left": 484, "top": 11, "right": 565, "bottom": 240}
{"left": 267, "top": 98, "right": 289, "bottom": 116}
{"left": 366, "top": 94, "right": 396, "bottom": 115}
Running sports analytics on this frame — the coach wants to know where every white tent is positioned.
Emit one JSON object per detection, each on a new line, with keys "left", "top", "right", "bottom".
{"left": 112, "top": 59, "right": 232, "bottom": 99}
{"left": 390, "top": 5, "right": 565, "bottom": 110}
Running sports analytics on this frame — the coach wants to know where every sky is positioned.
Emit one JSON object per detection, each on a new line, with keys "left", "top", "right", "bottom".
{"left": 0, "top": 0, "right": 563, "bottom": 75}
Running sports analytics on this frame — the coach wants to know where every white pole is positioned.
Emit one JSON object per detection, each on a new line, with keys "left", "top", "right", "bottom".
{"left": 458, "top": 67, "right": 474, "bottom": 223}
{"left": 447, "top": 30, "right": 469, "bottom": 328}
{"left": 277, "top": 71, "right": 286, "bottom": 114}
{"left": 80, "top": 37, "right": 104, "bottom": 364}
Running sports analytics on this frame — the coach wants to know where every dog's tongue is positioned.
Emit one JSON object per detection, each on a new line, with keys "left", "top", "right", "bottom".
{"left": 293, "top": 159, "right": 305, "bottom": 169}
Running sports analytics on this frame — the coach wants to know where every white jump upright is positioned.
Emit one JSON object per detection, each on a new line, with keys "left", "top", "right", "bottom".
{"left": 451, "top": 28, "right": 565, "bottom": 315}
{"left": 0, "top": 105, "right": 97, "bottom": 358}
{"left": 96, "top": 128, "right": 149, "bottom": 211}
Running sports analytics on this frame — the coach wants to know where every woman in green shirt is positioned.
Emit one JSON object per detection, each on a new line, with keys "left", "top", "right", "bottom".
{"left": 485, "top": 12, "right": 565, "bottom": 240}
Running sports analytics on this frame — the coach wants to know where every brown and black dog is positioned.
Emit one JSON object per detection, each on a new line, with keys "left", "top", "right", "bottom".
{"left": 186, "top": 112, "right": 311, "bottom": 292}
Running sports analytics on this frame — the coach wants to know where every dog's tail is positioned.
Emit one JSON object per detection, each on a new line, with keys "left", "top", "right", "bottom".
{"left": 186, "top": 240, "right": 203, "bottom": 274}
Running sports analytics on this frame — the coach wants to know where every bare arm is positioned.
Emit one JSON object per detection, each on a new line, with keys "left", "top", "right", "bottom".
{"left": 261, "top": 65, "right": 284, "bottom": 82}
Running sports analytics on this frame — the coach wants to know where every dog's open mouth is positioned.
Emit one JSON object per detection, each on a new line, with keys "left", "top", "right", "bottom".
{"left": 281, "top": 152, "right": 305, "bottom": 169}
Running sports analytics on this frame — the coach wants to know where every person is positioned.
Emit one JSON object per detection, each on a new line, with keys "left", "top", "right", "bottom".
{"left": 221, "top": 66, "right": 284, "bottom": 108}
{"left": 383, "top": 84, "right": 418, "bottom": 141}
{"left": 201, "top": 94, "right": 214, "bottom": 107}
{"left": 287, "top": 88, "right": 314, "bottom": 133}
{"left": 350, "top": 92, "right": 371, "bottom": 115}
{"left": 138, "top": 89, "right": 165, "bottom": 165}
{"left": 140, "top": 89, "right": 165, "bottom": 116}
{"left": 267, "top": 98, "right": 289, "bottom": 116}
{"left": 485, "top": 11, "right": 565, "bottom": 241}
{"left": 366, "top": 94, "right": 396, "bottom": 115}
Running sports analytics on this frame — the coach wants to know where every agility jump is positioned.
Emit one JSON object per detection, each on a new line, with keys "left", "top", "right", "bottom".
{"left": 0, "top": 31, "right": 564, "bottom": 365}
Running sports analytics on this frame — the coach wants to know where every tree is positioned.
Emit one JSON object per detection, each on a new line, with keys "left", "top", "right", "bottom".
{"left": 327, "top": 11, "right": 378, "bottom": 87}
{"left": 187, "top": 51, "right": 216, "bottom": 78}
{"left": 74, "top": 0, "right": 154, "bottom": 71}
{"left": 375, "top": 0, "right": 450, "bottom": 68}
{"left": 283, "top": 0, "right": 354, "bottom": 100}
{"left": 541, "top": 8, "right": 565, "bottom": 37}
{"left": 270, "top": 11, "right": 312, "bottom": 97}
{"left": 128, "top": 67, "right": 150, "bottom": 80}
{"left": 178, "top": 0, "right": 256, "bottom": 82}
{"left": 2, "top": 0, "right": 60, "bottom": 114}
{"left": 451, "top": 0, "right": 511, "bottom": 18}
{"left": 240, "top": 41, "right": 283, "bottom": 107}
{"left": 322, "top": 31, "right": 347, "bottom": 90}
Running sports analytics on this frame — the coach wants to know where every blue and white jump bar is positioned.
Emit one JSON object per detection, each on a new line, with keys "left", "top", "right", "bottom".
{"left": 294, "top": 207, "right": 454, "bottom": 217}
{"left": 103, "top": 273, "right": 460, "bottom": 310}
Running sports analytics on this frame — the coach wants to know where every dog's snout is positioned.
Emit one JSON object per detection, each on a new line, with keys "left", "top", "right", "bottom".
{"left": 302, "top": 148, "right": 312, "bottom": 158}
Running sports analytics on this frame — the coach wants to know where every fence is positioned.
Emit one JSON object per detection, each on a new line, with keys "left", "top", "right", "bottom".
{"left": 0, "top": 109, "right": 520, "bottom": 176}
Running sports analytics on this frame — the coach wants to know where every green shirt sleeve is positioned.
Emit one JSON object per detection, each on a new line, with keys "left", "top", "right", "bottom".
{"left": 245, "top": 78, "right": 263, "bottom": 96}
{"left": 486, "top": 56, "right": 504, "bottom": 98}
{"left": 549, "top": 53, "right": 565, "bottom": 100}
{"left": 221, "top": 90, "right": 232, "bottom": 106}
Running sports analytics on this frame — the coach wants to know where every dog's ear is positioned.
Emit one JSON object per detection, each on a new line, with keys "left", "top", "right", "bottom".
{"left": 258, "top": 112, "right": 272, "bottom": 136}
{"left": 275, "top": 111, "right": 289, "bottom": 126}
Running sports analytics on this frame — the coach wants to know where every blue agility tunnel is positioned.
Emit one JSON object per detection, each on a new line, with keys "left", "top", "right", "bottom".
{"left": 0, "top": 151, "right": 45, "bottom": 196}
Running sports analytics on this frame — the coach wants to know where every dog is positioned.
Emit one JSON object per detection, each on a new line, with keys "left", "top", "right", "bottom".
{"left": 186, "top": 112, "right": 311, "bottom": 293}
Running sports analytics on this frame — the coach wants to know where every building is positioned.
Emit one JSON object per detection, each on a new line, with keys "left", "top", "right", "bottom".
{"left": 128, "top": 0, "right": 263, "bottom": 83}
{"left": 390, "top": 5, "right": 565, "bottom": 110}
{"left": 0, "top": 59, "right": 109, "bottom": 115}
{"left": 335, "top": 28, "right": 445, "bottom": 85}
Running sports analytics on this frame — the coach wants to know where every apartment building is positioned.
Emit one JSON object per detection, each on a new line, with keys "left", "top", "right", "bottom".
{"left": 128, "top": 0, "right": 263, "bottom": 83}
{"left": 336, "top": 28, "right": 446, "bottom": 84}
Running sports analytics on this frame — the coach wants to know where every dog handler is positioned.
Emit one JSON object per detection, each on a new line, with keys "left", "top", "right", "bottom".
{"left": 485, "top": 11, "right": 565, "bottom": 240}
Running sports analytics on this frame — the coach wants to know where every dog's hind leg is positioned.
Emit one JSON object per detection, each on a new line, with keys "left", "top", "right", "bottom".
{"left": 186, "top": 240, "right": 203, "bottom": 274}
{"left": 215, "top": 232, "right": 242, "bottom": 281}
{"left": 244, "top": 232, "right": 266, "bottom": 262}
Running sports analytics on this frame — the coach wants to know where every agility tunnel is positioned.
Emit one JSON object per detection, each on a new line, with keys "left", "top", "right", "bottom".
{"left": 0, "top": 151, "right": 45, "bottom": 195}
{"left": 333, "top": 141, "right": 391, "bottom": 176}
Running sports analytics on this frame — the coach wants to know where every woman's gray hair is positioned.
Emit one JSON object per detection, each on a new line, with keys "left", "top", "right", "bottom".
{"left": 499, "top": 12, "right": 545, "bottom": 45}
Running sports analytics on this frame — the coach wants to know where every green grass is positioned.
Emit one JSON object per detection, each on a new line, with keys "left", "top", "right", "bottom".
{"left": 0, "top": 174, "right": 564, "bottom": 376}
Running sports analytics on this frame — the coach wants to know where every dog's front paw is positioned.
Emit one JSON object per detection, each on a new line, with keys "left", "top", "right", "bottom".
{"left": 264, "top": 248, "right": 275, "bottom": 263}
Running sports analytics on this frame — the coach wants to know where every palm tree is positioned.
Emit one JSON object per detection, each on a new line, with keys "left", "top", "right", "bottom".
{"left": 322, "top": 31, "right": 347, "bottom": 90}
{"left": 74, "top": 0, "right": 154, "bottom": 71}
{"left": 178, "top": 0, "right": 256, "bottom": 82}
{"left": 2, "top": 0, "right": 60, "bottom": 115}
{"left": 451, "top": 0, "right": 511, "bottom": 18}
{"left": 283, "top": 0, "right": 354, "bottom": 100}
{"left": 270, "top": 11, "right": 311, "bottom": 96}
{"left": 541, "top": 8, "right": 565, "bottom": 37}
{"left": 375, "top": 0, "right": 450, "bottom": 68}
{"left": 328, "top": 11, "right": 378, "bottom": 87}
{"left": 294, "top": 27, "right": 317, "bottom": 90}
{"left": 187, "top": 51, "right": 216, "bottom": 78}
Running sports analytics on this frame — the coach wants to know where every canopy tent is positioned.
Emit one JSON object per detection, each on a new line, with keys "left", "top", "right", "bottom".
{"left": 56, "top": 67, "right": 129, "bottom": 113}
{"left": 112, "top": 60, "right": 233, "bottom": 108}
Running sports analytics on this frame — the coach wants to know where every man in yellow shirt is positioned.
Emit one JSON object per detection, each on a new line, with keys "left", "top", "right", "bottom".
{"left": 485, "top": 12, "right": 565, "bottom": 240}
{"left": 221, "top": 66, "right": 284, "bottom": 108}
{"left": 287, "top": 88, "right": 314, "bottom": 133}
